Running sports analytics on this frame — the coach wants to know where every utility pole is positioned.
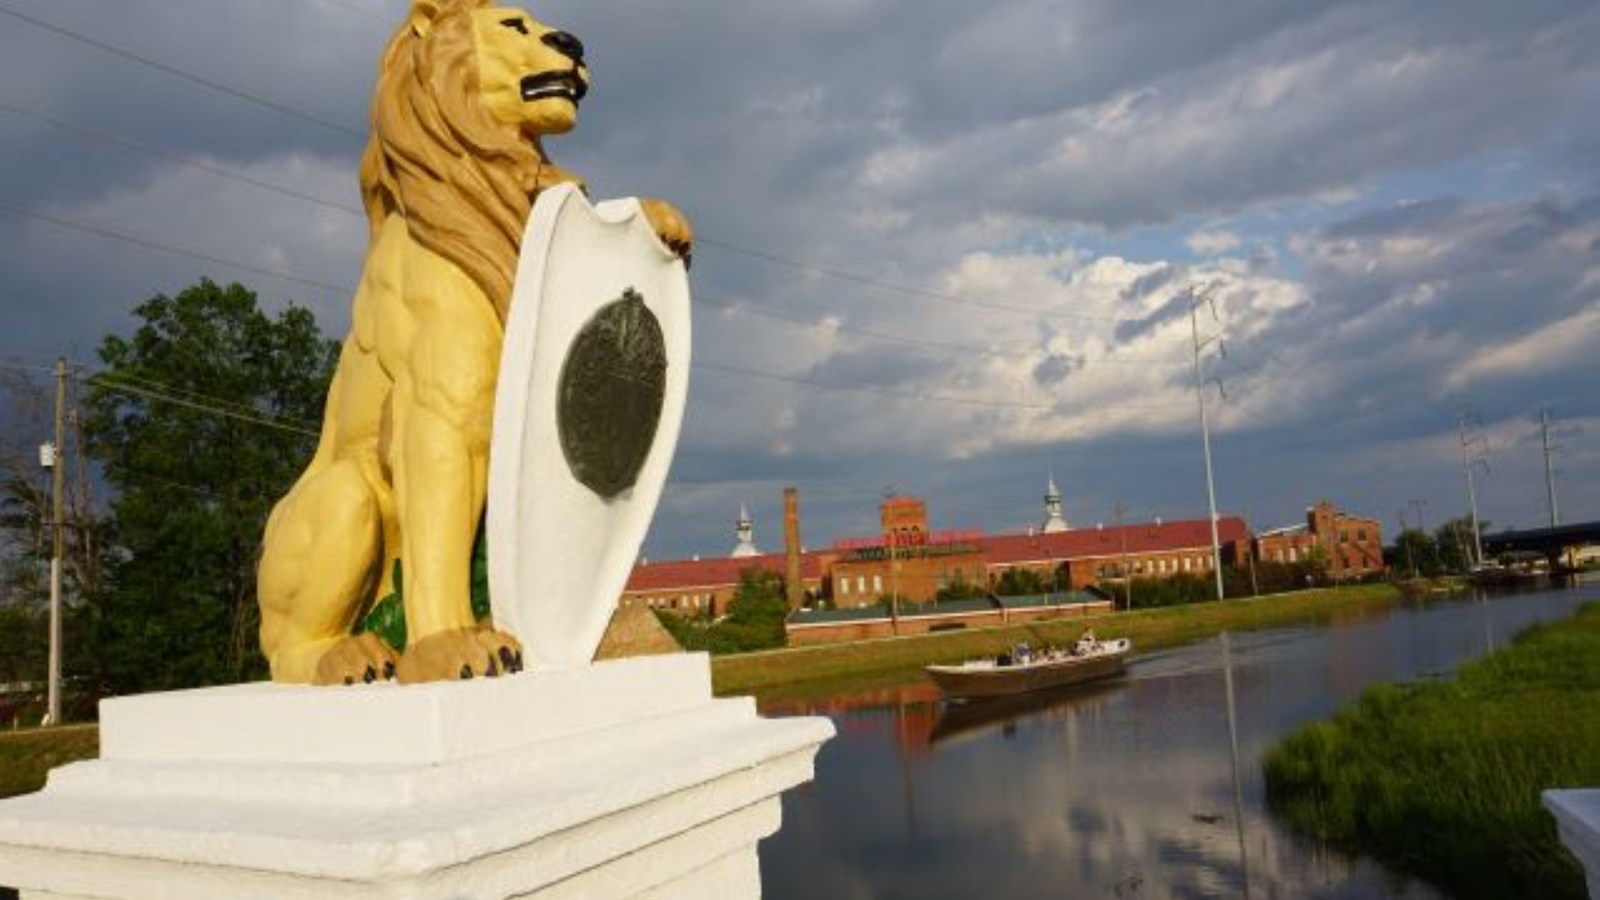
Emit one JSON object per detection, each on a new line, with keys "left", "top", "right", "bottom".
{"left": 1540, "top": 408, "right": 1561, "bottom": 529}
{"left": 1115, "top": 503, "right": 1132, "bottom": 610}
{"left": 47, "top": 358, "right": 66, "bottom": 727}
{"left": 1398, "top": 509, "right": 1416, "bottom": 577}
{"left": 884, "top": 488, "right": 899, "bottom": 635}
{"left": 1188, "top": 285, "right": 1226, "bottom": 600}
{"left": 1458, "top": 411, "right": 1485, "bottom": 569}
{"left": 1409, "top": 498, "right": 1434, "bottom": 573}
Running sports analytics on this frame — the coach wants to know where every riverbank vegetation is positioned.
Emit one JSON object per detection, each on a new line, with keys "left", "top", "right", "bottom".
{"left": 1263, "top": 602, "right": 1600, "bottom": 900}
{"left": 713, "top": 583, "right": 1401, "bottom": 700}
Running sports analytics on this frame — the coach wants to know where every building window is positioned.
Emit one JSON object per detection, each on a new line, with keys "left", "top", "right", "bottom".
{"left": 1358, "top": 528, "right": 1368, "bottom": 542}
{"left": 857, "top": 576, "right": 866, "bottom": 594}
{"left": 1183, "top": 557, "right": 1192, "bottom": 572}
{"left": 839, "top": 578, "right": 849, "bottom": 596}
{"left": 873, "top": 574, "right": 883, "bottom": 593}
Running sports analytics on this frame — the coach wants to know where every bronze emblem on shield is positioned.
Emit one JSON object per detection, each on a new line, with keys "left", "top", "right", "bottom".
{"left": 557, "top": 288, "right": 668, "bottom": 499}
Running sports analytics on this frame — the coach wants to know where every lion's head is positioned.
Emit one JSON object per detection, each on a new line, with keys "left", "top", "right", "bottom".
{"left": 359, "top": 0, "right": 588, "bottom": 318}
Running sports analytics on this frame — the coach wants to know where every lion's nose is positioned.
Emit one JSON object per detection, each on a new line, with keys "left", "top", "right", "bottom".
{"left": 542, "top": 31, "right": 584, "bottom": 63}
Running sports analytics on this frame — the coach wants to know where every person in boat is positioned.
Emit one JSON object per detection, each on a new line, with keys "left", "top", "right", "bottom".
{"left": 1075, "top": 627, "right": 1098, "bottom": 655}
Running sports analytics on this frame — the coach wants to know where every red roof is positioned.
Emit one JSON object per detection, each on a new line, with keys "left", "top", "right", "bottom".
{"left": 981, "top": 517, "right": 1249, "bottom": 565}
{"left": 624, "top": 517, "right": 1249, "bottom": 591}
{"left": 625, "top": 551, "right": 824, "bottom": 592}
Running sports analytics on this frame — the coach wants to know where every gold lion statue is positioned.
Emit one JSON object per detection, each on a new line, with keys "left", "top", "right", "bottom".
{"left": 258, "top": 0, "right": 692, "bottom": 685}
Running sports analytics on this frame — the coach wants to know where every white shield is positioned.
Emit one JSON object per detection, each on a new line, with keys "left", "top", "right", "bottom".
{"left": 488, "top": 183, "right": 690, "bottom": 669}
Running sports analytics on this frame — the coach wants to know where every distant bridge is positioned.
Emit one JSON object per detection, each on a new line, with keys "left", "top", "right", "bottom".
{"left": 1482, "top": 521, "right": 1600, "bottom": 562}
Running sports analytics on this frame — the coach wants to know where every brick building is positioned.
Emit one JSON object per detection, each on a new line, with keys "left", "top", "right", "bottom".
{"left": 1254, "top": 500, "right": 1384, "bottom": 577}
{"left": 983, "top": 517, "right": 1252, "bottom": 590}
{"left": 620, "top": 488, "right": 1255, "bottom": 614}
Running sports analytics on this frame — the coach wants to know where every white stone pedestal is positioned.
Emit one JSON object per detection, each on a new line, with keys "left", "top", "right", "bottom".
{"left": 0, "top": 653, "right": 832, "bottom": 899}
{"left": 1546, "top": 789, "right": 1600, "bottom": 899}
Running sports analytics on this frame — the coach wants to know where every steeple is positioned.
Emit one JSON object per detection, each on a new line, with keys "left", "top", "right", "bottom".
{"left": 1041, "top": 472, "right": 1069, "bottom": 533}
{"left": 730, "top": 503, "right": 760, "bottom": 557}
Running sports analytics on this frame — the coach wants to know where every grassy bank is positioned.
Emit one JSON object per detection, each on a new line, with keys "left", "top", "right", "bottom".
{"left": 713, "top": 583, "right": 1401, "bottom": 700}
{"left": 1263, "top": 602, "right": 1600, "bottom": 900}
{"left": 0, "top": 725, "right": 98, "bottom": 799}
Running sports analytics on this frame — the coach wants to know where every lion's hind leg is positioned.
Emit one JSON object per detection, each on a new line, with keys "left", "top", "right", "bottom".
{"left": 259, "top": 458, "right": 393, "bottom": 684}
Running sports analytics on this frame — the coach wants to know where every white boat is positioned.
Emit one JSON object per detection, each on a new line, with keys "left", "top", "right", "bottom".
{"left": 925, "top": 638, "right": 1132, "bottom": 700}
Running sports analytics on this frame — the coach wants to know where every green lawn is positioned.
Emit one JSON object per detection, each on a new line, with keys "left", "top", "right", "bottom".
{"left": 0, "top": 725, "right": 98, "bottom": 799}
{"left": 713, "top": 583, "right": 1402, "bottom": 700}
{"left": 1264, "top": 602, "right": 1600, "bottom": 900}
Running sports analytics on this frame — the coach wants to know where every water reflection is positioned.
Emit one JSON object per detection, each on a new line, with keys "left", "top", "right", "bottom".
{"left": 760, "top": 584, "right": 1596, "bottom": 899}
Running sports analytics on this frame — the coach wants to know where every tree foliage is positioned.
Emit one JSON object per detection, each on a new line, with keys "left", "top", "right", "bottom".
{"left": 82, "top": 279, "right": 337, "bottom": 693}
{"left": 994, "top": 567, "right": 1048, "bottom": 597}
{"left": 652, "top": 568, "right": 791, "bottom": 656}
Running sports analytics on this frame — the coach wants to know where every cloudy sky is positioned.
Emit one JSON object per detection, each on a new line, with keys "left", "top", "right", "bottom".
{"left": 0, "top": 0, "right": 1595, "bottom": 561}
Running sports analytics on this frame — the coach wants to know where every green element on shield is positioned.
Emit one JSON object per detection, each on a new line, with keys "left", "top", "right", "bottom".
{"left": 557, "top": 287, "right": 667, "bottom": 499}
{"left": 356, "top": 517, "right": 492, "bottom": 652}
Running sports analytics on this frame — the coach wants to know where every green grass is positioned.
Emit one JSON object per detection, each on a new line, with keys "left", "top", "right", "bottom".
{"left": 712, "top": 584, "right": 1402, "bottom": 701}
{"left": 0, "top": 725, "right": 98, "bottom": 799}
{"left": 1264, "top": 602, "right": 1600, "bottom": 900}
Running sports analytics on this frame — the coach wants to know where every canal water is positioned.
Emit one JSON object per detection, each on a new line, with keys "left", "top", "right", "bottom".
{"left": 758, "top": 580, "right": 1598, "bottom": 899}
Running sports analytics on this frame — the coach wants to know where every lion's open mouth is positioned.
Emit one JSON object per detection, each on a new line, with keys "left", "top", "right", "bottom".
{"left": 521, "top": 71, "right": 587, "bottom": 104}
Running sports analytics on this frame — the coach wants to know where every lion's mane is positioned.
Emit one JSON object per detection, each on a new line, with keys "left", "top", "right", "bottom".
{"left": 359, "top": 0, "right": 574, "bottom": 318}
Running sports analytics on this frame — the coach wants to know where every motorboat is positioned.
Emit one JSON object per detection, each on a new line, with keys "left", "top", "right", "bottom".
{"left": 925, "top": 637, "right": 1132, "bottom": 701}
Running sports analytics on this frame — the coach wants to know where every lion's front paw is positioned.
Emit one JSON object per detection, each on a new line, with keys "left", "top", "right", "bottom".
{"left": 313, "top": 632, "right": 400, "bottom": 686}
{"left": 394, "top": 626, "right": 524, "bottom": 684}
{"left": 639, "top": 198, "right": 693, "bottom": 266}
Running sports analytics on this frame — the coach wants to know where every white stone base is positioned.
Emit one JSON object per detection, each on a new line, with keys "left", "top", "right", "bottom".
{"left": 0, "top": 653, "right": 832, "bottom": 899}
{"left": 1546, "top": 789, "right": 1600, "bottom": 899}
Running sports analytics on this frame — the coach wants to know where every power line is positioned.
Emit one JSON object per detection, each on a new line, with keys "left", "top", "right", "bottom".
{"left": 698, "top": 236, "right": 1138, "bottom": 323}
{"left": 695, "top": 359, "right": 1195, "bottom": 413}
{"left": 2, "top": 92, "right": 1181, "bottom": 365}
{"left": 320, "top": 0, "right": 399, "bottom": 26}
{"left": 0, "top": 102, "right": 361, "bottom": 217}
{"left": 0, "top": 200, "right": 350, "bottom": 297}
{"left": 696, "top": 359, "right": 1059, "bottom": 409}
{"left": 0, "top": 196, "right": 1203, "bottom": 414}
{"left": 700, "top": 287, "right": 1187, "bottom": 366}
{"left": 0, "top": 2, "right": 364, "bottom": 140}
{"left": 0, "top": 201, "right": 1169, "bottom": 416}
{"left": 80, "top": 372, "right": 321, "bottom": 438}
{"left": 81, "top": 367, "right": 322, "bottom": 432}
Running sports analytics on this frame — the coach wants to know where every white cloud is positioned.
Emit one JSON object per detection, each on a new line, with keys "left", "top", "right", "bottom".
{"left": 1445, "top": 302, "right": 1600, "bottom": 390}
{"left": 1185, "top": 228, "right": 1243, "bottom": 256}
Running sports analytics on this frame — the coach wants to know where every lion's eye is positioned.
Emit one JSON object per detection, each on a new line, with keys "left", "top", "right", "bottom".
{"left": 500, "top": 18, "right": 529, "bottom": 35}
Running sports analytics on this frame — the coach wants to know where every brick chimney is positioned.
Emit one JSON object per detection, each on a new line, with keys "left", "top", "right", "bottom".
{"left": 783, "top": 487, "right": 803, "bottom": 609}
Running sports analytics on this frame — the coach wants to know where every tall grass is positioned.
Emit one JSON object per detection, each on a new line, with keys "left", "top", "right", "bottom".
{"left": 1264, "top": 602, "right": 1600, "bottom": 900}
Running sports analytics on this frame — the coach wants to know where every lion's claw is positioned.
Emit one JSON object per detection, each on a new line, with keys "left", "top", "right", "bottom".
{"left": 396, "top": 626, "right": 523, "bottom": 684}
{"left": 313, "top": 633, "right": 400, "bottom": 687}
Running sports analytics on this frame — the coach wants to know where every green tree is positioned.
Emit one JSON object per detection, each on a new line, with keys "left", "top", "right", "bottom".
{"left": 709, "top": 569, "right": 789, "bottom": 653}
{"left": 1434, "top": 516, "right": 1488, "bottom": 573}
{"left": 995, "top": 567, "right": 1047, "bottom": 596}
{"left": 83, "top": 279, "right": 337, "bottom": 693}
{"left": 1389, "top": 528, "right": 1440, "bottom": 577}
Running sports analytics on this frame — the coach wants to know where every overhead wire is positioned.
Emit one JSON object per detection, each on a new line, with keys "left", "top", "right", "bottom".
{"left": 0, "top": 200, "right": 352, "bottom": 298}
{"left": 0, "top": 197, "right": 1186, "bottom": 417}
{"left": 0, "top": 2, "right": 364, "bottom": 140}
{"left": 0, "top": 102, "right": 362, "bottom": 217}
{"left": 0, "top": 4, "right": 1145, "bottom": 327}
{"left": 0, "top": 101, "right": 1187, "bottom": 368}
{"left": 78, "top": 371, "right": 322, "bottom": 439}
{"left": 0, "top": 2, "right": 1234, "bottom": 432}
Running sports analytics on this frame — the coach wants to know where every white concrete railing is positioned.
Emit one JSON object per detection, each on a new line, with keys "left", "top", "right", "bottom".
{"left": 1546, "top": 789, "right": 1600, "bottom": 898}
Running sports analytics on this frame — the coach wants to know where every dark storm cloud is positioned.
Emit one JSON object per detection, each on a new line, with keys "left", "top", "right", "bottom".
{"left": 0, "top": 0, "right": 1594, "bottom": 558}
